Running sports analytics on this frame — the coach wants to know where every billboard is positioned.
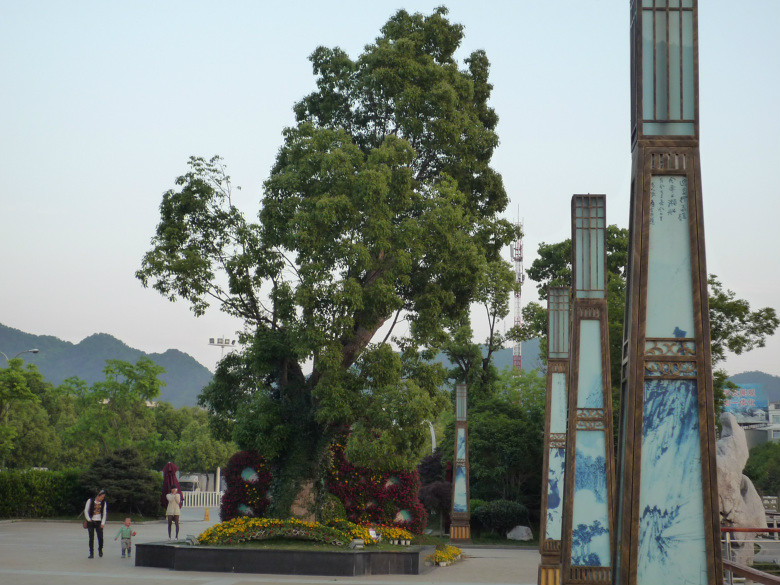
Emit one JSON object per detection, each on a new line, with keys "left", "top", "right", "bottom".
{"left": 723, "top": 383, "right": 767, "bottom": 424}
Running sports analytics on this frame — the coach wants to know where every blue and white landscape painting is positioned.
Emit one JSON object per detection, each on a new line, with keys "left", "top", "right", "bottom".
{"left": 456, "top": 428, "right": 466, "bottom": 460}
{"left": 453, "top": 465, "right": 467, "bottom": 513}
{"left": 546, "top": 447, "right": 566, "bottom": 540}
{"left": 550, "top": 372, "right": 567, "bottom": 433}
{"left": 572, "top": 430, "right": 610, "bottom": 566}
{"left": 577, "top": 320, "right": 603, "bottom": 408}
{"left": 638, "top": 378, "right": 706, "bottom": 585}
{"left": 646, "top": 176, "right": 695, "bottom": 338}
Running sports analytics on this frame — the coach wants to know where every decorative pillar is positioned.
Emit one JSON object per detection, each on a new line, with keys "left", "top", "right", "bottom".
{"left": 450, "top": 383, "right": 471, "bottom": 543}
{"left": 614, "top": 1, "right": 722, "bottom": 583}
{"left": 561, "top": 195, "right": 615, "bottom": 585}
{"left": 539, "top": 287, "right": 572, "bottom": 585}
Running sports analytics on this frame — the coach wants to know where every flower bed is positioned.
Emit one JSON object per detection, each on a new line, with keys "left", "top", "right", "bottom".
{"left": 328, "top": 440, "right": 427, "bottom": 533}
{"left": 426, "top": 544, "right": 462, "bottom": 566}
{"left": 198, "top": 517, "right": 350, "bottom": 547}
{"left": 220, "top": 451, "right": 272, "bottom": 521}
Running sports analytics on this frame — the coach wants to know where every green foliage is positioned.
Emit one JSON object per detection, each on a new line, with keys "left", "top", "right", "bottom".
{"left": 0, "top": 468, "right": 86, "bottom": 518}
{"left": 745, "top": 441, "right": 780, "bottom": 497}
{"left": 708, "top": 275, "right": 780, "bottom": 364}
{"left": 139, "top": 7, "right": 515, "bottom": 517}
{"left": 319, "top": 493, "right": 347, "bottom": 525}
{"left": 80, "top": 447, "right": 161, "bottom": 516}
{"left": 471, "top": 499, "right": 529, "bottom": 536}
{"left": 0, "top": 358, "right": 42, "bottom": 465}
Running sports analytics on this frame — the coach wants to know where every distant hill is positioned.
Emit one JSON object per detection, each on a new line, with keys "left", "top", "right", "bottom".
{"left": 0, "top": 323, "right": 212, "bottom": 408}
{"left": 433, "top": 338, "right": 543, "bottom": 374}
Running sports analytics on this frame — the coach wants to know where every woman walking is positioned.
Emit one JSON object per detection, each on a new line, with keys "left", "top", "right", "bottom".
{"left": 166, "top": 486, "right": 181, "bottom": 540}
{"left": 84, "top": 489, "right": 107, "bottom": 558}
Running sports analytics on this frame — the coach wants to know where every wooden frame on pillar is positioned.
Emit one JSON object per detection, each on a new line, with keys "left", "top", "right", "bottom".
{"left": 561, "top": 195, "right": 615, "bottom": 585}
{"left": 539, "top": 287, "right": 571, "bottom": 585}
{"left": 450, "top": 383, "right": 471, "bottom": 543}
{"left": 614, "top": 2, "right": 722, "bottom": 584}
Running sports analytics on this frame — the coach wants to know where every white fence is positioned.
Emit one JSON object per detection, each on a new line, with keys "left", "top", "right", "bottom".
{"left": 182, "top": 491, "right": 223, "bottom": 508}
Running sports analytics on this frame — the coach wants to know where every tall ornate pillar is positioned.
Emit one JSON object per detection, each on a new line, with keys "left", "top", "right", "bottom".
{"left": 614, "top": 1, "right": 722, "bottom": 584}
{"left": 539, "top": 287, "right": 572, "bottom": 585}
{"left": 450, "top": 383, "right": 471, "bottom": 543}
{"left": 561, "top": 195, "right": 615, "bottom": 585}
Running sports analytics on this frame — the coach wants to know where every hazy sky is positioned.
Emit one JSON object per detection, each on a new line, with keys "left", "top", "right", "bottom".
{"left": 2, "top": 1, "right": 778, "bottom": 376}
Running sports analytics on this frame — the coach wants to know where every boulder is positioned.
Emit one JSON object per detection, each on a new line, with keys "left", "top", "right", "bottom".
{"left": 717, "top": 412, "right": 767, "bottom": 566}
{"left": 506, "top": 525, "right": 533, "bottom": 541}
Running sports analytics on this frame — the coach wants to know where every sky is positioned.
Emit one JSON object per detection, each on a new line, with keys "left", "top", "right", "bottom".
{"left": 1, "top": 1, "right": 779, "bottom": 376}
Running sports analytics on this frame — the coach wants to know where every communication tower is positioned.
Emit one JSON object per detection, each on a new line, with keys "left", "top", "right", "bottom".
{"left": 511, "top": 220, "right": 524, "bottom": 371}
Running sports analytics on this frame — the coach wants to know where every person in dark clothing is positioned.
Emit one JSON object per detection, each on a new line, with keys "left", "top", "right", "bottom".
{"left": 84, "top": 490, "right": 107, "bottom": 558}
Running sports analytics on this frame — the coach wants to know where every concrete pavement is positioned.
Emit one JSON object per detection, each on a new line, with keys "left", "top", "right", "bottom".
{"left": 0, "top": 509, "right": 541, "bottom": 585}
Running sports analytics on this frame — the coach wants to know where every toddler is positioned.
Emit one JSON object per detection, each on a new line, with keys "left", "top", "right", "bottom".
{"left": 114, "top": 518, "right": 137, "bottom": 558}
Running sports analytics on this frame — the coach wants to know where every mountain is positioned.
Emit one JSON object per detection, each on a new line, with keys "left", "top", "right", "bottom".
{"left": 0, "top": 323, "right": 212, "bottom": 408}
{"left": 432, "top": 338, "right": 543, "bottom": 373}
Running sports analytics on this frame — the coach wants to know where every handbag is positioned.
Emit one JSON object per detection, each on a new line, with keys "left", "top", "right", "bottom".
{"left": 83, "top": 520, "right": 88, "bottom": 529}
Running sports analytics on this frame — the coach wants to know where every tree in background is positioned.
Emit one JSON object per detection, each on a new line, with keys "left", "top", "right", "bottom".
{"left": 59, "top": 358, "right": 164, "bottom": 460}
{"left": 80, "top": 447, "right": 160, "bottom": 516}
{"left": 0, "top": 359, "right": 44, "bottom": 467}
{"left": 519, "top": 226, "right": 778, "bottom": 411}
{"left": 138, "top": 7, "right": 516, "bottom": 517}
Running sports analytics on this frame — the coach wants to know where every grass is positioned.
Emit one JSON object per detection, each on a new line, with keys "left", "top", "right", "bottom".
{"left": 412, "top": 532, "right": 537, "bottom": 548}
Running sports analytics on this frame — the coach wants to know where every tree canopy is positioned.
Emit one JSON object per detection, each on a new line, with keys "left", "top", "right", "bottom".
{"left": 137, "top": 7, "right": 516, "bottom": 517}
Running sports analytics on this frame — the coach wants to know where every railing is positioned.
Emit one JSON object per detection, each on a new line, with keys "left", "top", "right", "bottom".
{"left": 181, "top": 491, "right": 223, "bottom": 508}
{"left": 722, "top": 527, "right": 780, "bottom": 585}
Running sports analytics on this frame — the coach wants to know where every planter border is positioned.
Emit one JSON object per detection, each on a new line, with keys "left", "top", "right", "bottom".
{"left": 135, "top": 541, "right": 435, "bottom": 576}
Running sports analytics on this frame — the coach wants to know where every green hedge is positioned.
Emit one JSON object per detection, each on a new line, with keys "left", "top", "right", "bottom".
{"left": 0, "top": 469, "right": 88, "bottom": 518}
{"left": 471, "top": 499, "right": 528, "bottom": 536}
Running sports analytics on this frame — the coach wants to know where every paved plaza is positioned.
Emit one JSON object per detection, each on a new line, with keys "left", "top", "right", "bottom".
{"left": 0, "top": 508, "right": 540, "bottom": 585}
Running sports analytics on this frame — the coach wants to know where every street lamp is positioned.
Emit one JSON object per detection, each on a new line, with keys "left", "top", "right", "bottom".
{"left": 0, "top": 348, "right": 39, "bottom": 363}
{"left": 208, "top": 337, "right": 236, "bottom": 358}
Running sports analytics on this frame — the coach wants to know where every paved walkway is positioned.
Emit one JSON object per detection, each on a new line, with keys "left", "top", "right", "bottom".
{"left": 0, "top": 509, "right": 540, "bottom": 585}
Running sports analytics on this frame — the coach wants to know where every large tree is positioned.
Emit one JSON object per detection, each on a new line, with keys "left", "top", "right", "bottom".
{"left": 137, "top": 8, "right": 516, "bottom": 517}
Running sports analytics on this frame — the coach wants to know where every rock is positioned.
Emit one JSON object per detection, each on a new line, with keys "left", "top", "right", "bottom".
{"left": 717, "top": 412, "right": 767, "bottom": 566}
{"left": 349, "top": 539, "right": 364, "bottom": 549}
{"left": 506, "top": 525, "right": 533, "bottom": 541}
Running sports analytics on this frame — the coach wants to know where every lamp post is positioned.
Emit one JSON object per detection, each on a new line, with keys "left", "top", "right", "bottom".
{"left": 207, "top": 337, "right": 236, "bottom": 359}
{"left": 0, "top": 348, "right": 39, "bottom": 363}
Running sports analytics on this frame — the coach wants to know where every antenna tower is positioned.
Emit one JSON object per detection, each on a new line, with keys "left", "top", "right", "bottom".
{"left": 511, "top": 220, "right": 524, "bottom": 371}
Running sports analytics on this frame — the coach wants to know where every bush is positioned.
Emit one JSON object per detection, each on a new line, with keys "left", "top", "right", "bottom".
{"left": 471, "top": 499, "right": 528, "bottom": 536}
{"left": 0, "top": 468, "right": 87, "bottom": 518}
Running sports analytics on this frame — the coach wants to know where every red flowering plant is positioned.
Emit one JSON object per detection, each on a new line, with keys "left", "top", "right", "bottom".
{"left": 327, "top": 440, "right": 427, "bottom": 534}
{"left": 220, "top": 450, "right": 272, "bottom": 521}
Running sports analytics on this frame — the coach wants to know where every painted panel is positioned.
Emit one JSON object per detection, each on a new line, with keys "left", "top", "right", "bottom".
{"left": 572, "top": 430, "right": 610, "bottom": 566}
{"left": 545, "top": 447, "right": 566, "bottom": 540}
{"left": 550, "top": 372, "right": 567, "bottom": 434}
{"left": 456, "top": 427, "right": 466, "bottom": 460}
{"left": 577, "top": 320, "right": 604, "bottom": 409}
{"left": 646, "top": 176, "right": 695, "bottom": 338}
{"left": 638, "top": 378, "right": 706, "bottom": 585}
{"left": 453, "top": 465, "right": 468, "bottom": 513}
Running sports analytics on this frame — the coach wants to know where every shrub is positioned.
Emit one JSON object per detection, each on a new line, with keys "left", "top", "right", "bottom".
{"left": 471, "top": 499, "right": 528, "bottom": 536}
{"left": 0, "top": 468, "right": 87, "bottom": 518}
